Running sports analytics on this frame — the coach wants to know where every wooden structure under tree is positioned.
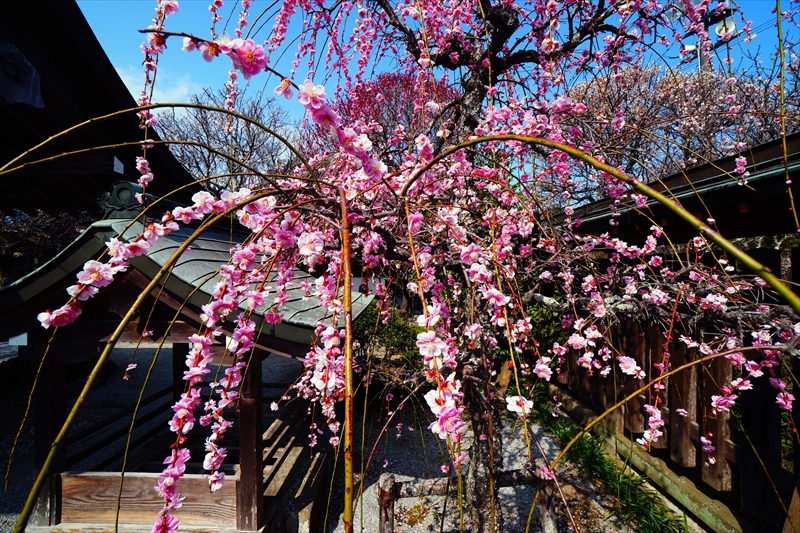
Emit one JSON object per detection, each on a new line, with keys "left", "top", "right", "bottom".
{"left": 0, "top": 212, "right": 372, "bottom": 532}
{"left": 558, "top": 133, "right": 800, "bottom": 533}
{"left": 2, "top": 2, "right": 363, "bottom": 529}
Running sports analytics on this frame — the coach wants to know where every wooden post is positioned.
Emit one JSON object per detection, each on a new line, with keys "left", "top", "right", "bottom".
{"left": 541, "top": 480, "right": 557, "bottom": 533}
{"left": 172, "top": 343, "right": 188, "bottom": 403}
{"left": 647, "top": 324, "right": 668, "bottom": 449}
{"left": 701, "top": 353, "right": 732, "bottom": 491}
{"left": 624, "top": 319, "right": 645, "bottom": 434}
{"left": 591, "top": 327, "right": 609, "bottom": 413}
{"left": 31, "top": 346, "right": 66, "bottom": 527}
{"left": 236, "top": 354, "right": 263, "bottom": 531}
{"left": 578, "top": 348, "right": 593, "bottom": 404}
{"left": 378, "top": 473, "right": 395, "bottom": 533}
{"left": 610, "top": 322, "right": 626, "bottom": 435}
{"left": 669, "top": 339, "right": 697, "bottom": 467}
{"left": 740, "top": 373, "right": 786, "bottom": 521}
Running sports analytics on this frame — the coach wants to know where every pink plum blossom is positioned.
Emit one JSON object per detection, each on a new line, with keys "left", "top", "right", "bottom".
{"left": 297, "top": 79, "right": 327, "bottom": 109}
{"left": 274, "top": 78, "right": 294, "bottom": 99}
{"left": 151, "top": 513, "right": 179, "bottom": 533}
{"left": 37, "top": 304, "right": 81, "bottom": 329}
{"left": 618, "top": 356, "right": 642, "bottom": 378}
{"left": 77, "top": 260, "right": 115, "bottom": 288}
{"left": 429, "top": 405, "right": 465, "bottom": 439}
{"left": 228, "top": 39, "right": 266, "bottom": 79}
{"left": 777, "top": 392, "right": 795, "bottom": 411}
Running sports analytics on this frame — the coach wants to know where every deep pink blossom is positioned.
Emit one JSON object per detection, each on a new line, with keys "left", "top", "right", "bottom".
{"left": 309, "top": 104, "right": 340, "bottom": 130}
{"left": 228, "top": 39, "right": 266, "bottom": 79}
{"left": 151, "top": 512, "right": 179, "bottom": 533}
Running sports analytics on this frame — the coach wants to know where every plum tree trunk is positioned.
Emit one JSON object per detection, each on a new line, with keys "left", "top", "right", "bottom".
{"left": 463, "top": 356, "right": 505, "bottom": 533}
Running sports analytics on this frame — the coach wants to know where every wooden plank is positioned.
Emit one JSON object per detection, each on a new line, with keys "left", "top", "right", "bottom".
{"left": 64, "top": 385, "right": 173, "bottom": 447}
{"left": 702, "top": 353, "right": 732, "bottom": 491}
{"left": 740, "top": 372, "right": 789, "bottom": 521}
{"left": 263, "top": 417, "right": 288, "bottom": 445}
{"left": 263, "top": 420, "right": 305, "bottom": 487}
{"left": 88, "top": 420, "right": 171, "bottom": 473}
{"left": 624, "top": 319, "right": 645, "bottom": 434}
{"left": 59, "top": 472, "right": 237, "bottom": 527}
{"left": 289, "top": 452, "right": 330, "bottom": 533}
{"left": 783, "top": 472, "right": 800, "bottom": 533}
{"left": 648, "top": 324, "right": 668, "bottom": 449}
{"left": 669, "top": 339, "right": 697, "bottom": 467}
{"left": 265, "top": 447, "right": 305, "bottom": 498}
{"left": 65, "top": 398, "right": 171, "bottom": 467}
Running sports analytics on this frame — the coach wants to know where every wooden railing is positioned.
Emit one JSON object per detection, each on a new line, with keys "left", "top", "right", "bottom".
{"left": 554, "top": 319, "right": 798, "bottom": 530}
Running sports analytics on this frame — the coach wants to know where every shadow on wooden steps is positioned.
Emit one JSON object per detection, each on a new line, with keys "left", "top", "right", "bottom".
{"left": 261, "top": 408, "right": 331, "bottom": 533}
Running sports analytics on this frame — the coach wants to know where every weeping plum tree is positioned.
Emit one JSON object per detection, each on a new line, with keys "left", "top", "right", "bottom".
{"left": 301, "top": 71, "right": 460, "bottom": 170}
{"left": 11, "top": 0, "right": 800, "bottom": 532}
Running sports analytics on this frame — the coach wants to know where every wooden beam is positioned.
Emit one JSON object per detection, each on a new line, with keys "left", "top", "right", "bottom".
{"left": 31, "top": 351, "right": 66, "bottom": 527}
{"left": 59, "top": 472, "right": 237, "bottom": 527}
{"left": 123, "top": 268, "right": 310, "bottom": 360}
{"left": 670, "top": 339, "right": 698, "bottom": 468}
{"left": 702, "top": 353, "right": 733, "bottom": 491}
{"left": 236, "top": 355, "right": 264, "bottom": 531}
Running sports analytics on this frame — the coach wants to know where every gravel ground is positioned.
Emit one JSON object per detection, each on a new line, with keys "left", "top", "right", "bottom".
{"left": 324, "top": 398, "right": 638, "bottom": 533}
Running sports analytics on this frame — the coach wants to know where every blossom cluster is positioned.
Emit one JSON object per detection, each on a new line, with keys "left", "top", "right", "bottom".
{"left": 31, "top": 1, "right": 800, "bottom": 531}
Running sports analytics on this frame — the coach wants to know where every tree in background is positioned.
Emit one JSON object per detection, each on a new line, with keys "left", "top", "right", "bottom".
{"left": 156, "top": 88, "right": 297, "bottom": 194}
{"left": 563, "top": 63, "right": 800, "bottom": 201}
{"left": 302, "top": 71, "right": 460, "bottom": 169}
{"left": 0, "top": 210, "right": 91, "bottom": 285}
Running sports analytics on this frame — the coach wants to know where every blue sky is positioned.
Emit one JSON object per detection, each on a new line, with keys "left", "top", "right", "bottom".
{"left": 77, "top": 0, "right": 300, "bottom": 107}
{"left": 76, "top": 0, "right": 790, "bottom": 105}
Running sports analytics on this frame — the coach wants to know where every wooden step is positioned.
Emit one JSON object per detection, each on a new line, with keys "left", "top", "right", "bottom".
{"left": 262, "top": 417, "right": 309, "bottom": 489}
{"left": 284, "top": 452, "right": 331, "bottom": 533}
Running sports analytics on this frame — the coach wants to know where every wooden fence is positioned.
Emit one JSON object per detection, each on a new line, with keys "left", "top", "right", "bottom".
{"left": 555, "top": 319, "right": 799, "bottom": 531}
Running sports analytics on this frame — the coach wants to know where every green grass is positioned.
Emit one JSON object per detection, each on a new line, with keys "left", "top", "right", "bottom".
{"left": 531, "top": 385, "right": 687, "bottom": 533}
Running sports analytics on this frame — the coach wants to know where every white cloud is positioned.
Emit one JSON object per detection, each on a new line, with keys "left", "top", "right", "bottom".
{"left": 117, "top": 64, "right": 201, "bottom": 104}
